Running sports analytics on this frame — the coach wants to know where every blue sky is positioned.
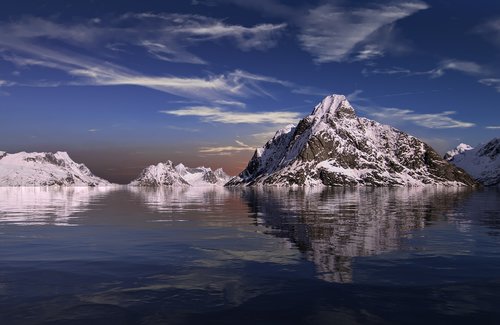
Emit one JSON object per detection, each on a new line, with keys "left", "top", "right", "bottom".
{"left": 1, "top": 0, "right": 499, "bottom": 183}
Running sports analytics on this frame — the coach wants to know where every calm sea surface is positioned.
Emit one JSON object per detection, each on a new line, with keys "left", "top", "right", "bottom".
{"left": 0, "top": 186, "right": 499, "bottom": 324}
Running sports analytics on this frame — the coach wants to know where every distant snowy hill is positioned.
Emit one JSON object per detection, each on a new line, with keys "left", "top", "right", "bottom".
{"left": 0, "top": 151, "right": 111, "bottom": 186}
{"left": 444, "top": 143, "right": 474, "bottom": 161}
{"left": 446, "top": 139, "right": 500, "bottom": 186}
{"left": 129, "top": 161, "right": 230, "bottom": 186}
{"left": 227, "top": 94, "right": 477, "bottom": 187}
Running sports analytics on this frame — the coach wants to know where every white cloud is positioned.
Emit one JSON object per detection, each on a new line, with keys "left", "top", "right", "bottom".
{"left": 0, "top": 45, "right": 301, "bottom": 100}
{"left": 362, "top": 66, "right": 414, "bottom": 76}
{"left": 88, "top": 129, "right": 98, "bottom": 132}
{"left": 475, "top": 17, "right": 500, "bottom": 47}
{"left": 363, "top": 59, "right": 487, "bottom": 78}
{"left": 214, "top": 100, "right": 247, "bottom": 108}
{"left": 0, "top": 20, "right": 311, "bottom": 101}
{"left": 486, "top": 125, "right": 500, "bottom": 130}
{"left": 298, "top": 2, "right": 428, "bottom": 63}
{"left": 193, "top": 0, "right": 428, "bottom": 64}
{"left": 0, "top": 14, "right": 286, "bottom": 66}
{"left": 479, "top": 78, "right": 500, "bottom": 92}
{"left": 161, "top": 106, "right": 302, "bottom": 124}
{"left": 354, "top": 45, "right": 384, "bottom": 61}
{"left": 371, "top": 108, "right": 475, "bottom": 129}
{"left": 291, "top": 86, "right": 327, "bottom": 96}
{"left": 346, "top": 89, "right": 366, "bottom": 102}
{"left": 199, "top": 139, "right": 256, "bottom": 155}
{"left": 199, "top": 146, "right": 255, "bottom": 153}
{"left": 251, "top": 130, "right": 277, "bottom": 143}
{"left": 429, "top": 60, "right": 487, "bottom": 78}
{"left": 234, "top": 139, "right": 250, "bottom": 147}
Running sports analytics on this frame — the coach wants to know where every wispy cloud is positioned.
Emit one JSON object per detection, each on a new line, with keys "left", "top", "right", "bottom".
{"left": 195, "top": 0, "right": 428, "bottom": 63}
{"left": 0, "top": 17, "right": 314, "bottom": 101}
{"left": 354, "top": 45, "right": 384, "bottom": 61}
{"left": 165, "top": 125, "right": 200, "bottom": 132}
{"left": 475, "top": 17, "right": 500, "bottom": 47}
{"left": 0, "top": 43, "right": 302, "bottom": 100}
{"left": 479, "top": 78, "right": 500, "bottom": 92}
{"left": 291, "top": 86, "right": 327, "bottom": 96}
{"left": 0, "top": 14, "right": 293, "bottom": 101}
{"left": 199, "top": 139, "right": 255, "bottom": 155}
{"left": 349, "top": 90, "right": 475, "bottom": 129}
{"left": 430, "top": 60, "right": 487, "bottom": 78}
{"left": 486, "top": 125, "right": 500, "bottom": 130}
{"left": 362, "top": 59, "right": 500, "bottom": 93}
{"left": 88, "top": 128, "right": 98, "bottom": 132}
{"left": 298, "top": 2, "right": 428, "bottom": 63}
{"left": 371, "top": 108, "right": 475, "bottom": 129}
{"left": 160, "top": 106, "right": 302, "bottom": 124}
{"left": 251, "top": 130, "right": 277, "bottom": 143}
{"left": 363, "top": 59, "right": 487, "bottom": 78}
{"left": 214, "top": 99, "right": 247, "bottom": 108}
{"left": 0, "top": 14, "right": 286, "bottom": 66}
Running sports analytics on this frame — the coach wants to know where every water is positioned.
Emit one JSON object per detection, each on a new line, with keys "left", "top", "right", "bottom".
{"left": 0, "top": 186, "right": 499, "bottom": 324}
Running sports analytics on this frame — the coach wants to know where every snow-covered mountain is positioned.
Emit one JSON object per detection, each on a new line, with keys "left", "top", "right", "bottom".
{"left": 174, "top": 163, "right": 230, "bottom": 186}
{"left": 445, "top": 138, "right": 500, "bottom": 186}
{"left": 227, "top": 94, "right": 477, "bottom": 187}
{"left": 0, "top": 151, "right": 110, "bottom": 186}
{"left": 129, "top": 161, "right": 230, "bottom": 186}
{"left": 444, "top": 143, "right": 474, "bottom": 161}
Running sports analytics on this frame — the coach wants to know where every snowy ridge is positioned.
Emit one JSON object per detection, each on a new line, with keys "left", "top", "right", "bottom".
{"left": 227, "top": 94, "right": 477, "bottom": 187}
{"left": 444, "top": 143, "right": 474, "bottom": 161}
{"left": 446, "top": 138, "right": 500, "bottom": 186}
{"left": 130, "top": 161, "right": 230, "bottom": 186}
{"left": 0, "top": 151, "right": 111, "bottom": 186}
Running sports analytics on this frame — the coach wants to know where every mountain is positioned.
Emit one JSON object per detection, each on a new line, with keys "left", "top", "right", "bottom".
{"left": 129, "top": 161, "right": 230, "bottom": 186}
{"left": 0, "top": 151, "right": 110, "bottom": 186}
{"left": 444, "top": 143, "right": 474, "bottom": 160}
{"left": 445, "top": 138, "right": 500, "bottom": 186}
{"left": 174, "top": 163, "right": 230, "bottom": 186}
{"left": 226, "top": 94, "right": 477, "bottom": 187}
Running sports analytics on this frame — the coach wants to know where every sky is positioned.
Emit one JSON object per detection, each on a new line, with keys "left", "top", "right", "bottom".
{"left": 0, "top": 0, "right": 499, "bottom": 183}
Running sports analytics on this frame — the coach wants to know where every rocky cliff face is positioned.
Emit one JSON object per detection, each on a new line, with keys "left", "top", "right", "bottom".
{"left": 227, "top": 94, "right": 477, "bottom": 187}
{"left": 0, "top": 151, "right": 110, "bottom": 186}
{"left": 130, "top": 161, "right": 230, "bottom": 186}
{"left": 446, "top": 138, "right": 500, "bottom": 186}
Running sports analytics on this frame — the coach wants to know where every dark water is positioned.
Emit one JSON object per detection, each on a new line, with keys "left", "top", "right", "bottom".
{"left": 0, "top": 186, "right": 499, "bottom": 324}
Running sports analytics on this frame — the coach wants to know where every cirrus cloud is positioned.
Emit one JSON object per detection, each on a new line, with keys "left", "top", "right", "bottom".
{"left": 370, "top": 108, "right": 475, "bottom": 129}
{"left": 160, "top": 106, "right": 302, "bottom": 124}
{"left": 298, "top": 2, "right": 429, "bottom": 63}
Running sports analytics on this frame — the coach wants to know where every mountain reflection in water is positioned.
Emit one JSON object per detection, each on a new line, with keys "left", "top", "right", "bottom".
{"left": 0, "top": 186, "right": 499, "bottom": 324}
{"left": 242, "top": 187, "right": 474, "bottom": 283}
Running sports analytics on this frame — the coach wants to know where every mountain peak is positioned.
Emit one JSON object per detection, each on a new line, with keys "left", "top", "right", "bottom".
{"left": 444, "top": 143, "right": 474, "bottom": 161}
{"left": 227, "top": 93, "right": 478, "bottom": 187}
{"left": 311, "top": 94, "right": 355, "bottom": 119}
